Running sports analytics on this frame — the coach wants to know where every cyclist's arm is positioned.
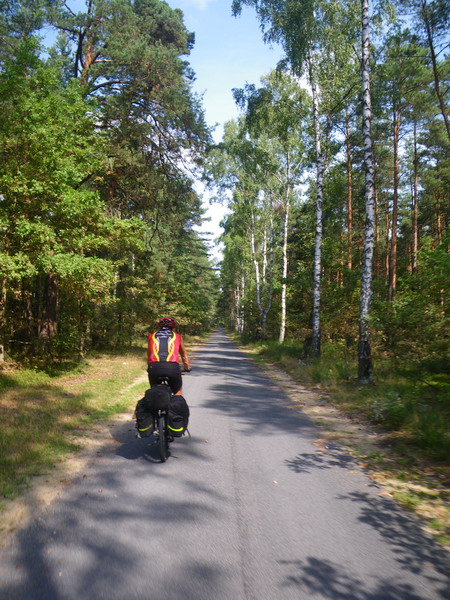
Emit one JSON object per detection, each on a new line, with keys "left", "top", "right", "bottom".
{"left": 147, "top": 333, "right": 153, "bottom": 363}
{"left": 179, "top": 336, "right": 191, "bottom": 371}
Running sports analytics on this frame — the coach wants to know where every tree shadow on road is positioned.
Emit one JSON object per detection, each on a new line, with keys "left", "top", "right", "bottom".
{"left": 282, "top": 453, "right": 450, "bottom": 593}
{"left": 195, "top": 334, "right": 320, "bottom": 440}
{"left": 334, "top": 491, "right": 450, "bottom": 583}
{"left": 0, "top": 441, "right": 230, "bottom": 600}
{"left": 285, "top": 444, "right": 356, "bottom": 473}
{"left": 205, "top": 379, "right": 318, "bottom": 439}
{"left": 278, "top": 555, "right": 449, "bottom": 599}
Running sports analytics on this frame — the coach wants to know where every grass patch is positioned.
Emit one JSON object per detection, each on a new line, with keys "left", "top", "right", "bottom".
{"left": 0, "top": 333, "right": 205, "bottom": 503}
{"left": 392, "top": 490, "right": 422, "bottom": 511}
{"left": 0, "top": 352, "right": 146, "bottom": 501}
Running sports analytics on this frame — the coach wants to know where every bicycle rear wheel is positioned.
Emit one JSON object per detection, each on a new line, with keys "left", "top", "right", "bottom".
{"left": 158, "top": 415, "right": 169, "bottom": 462}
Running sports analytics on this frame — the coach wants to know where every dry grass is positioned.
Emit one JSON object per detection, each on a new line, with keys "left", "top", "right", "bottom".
{"left": 0, "top": 334, "right": 204, "bottom": 506}
{"left": 0, "top": 351, "right": 148, "bottom": 502}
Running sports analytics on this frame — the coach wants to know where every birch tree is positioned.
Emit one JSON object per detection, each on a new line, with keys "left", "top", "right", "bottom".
{"left": 358, "top": 0, "right": 376, "bottom": 381}
{"left": 208, "top": 118, "right": 279, "bottom": 337}
{"left": 232, "top": 0, "right": 361, "bottom": 357}
{"left": 249, "top": 192, "right": 275, "bottom": 339}
{"left": 234, "top": 71, "right": 310, "bottom": 342}
{"left": 232, "top": 0, "right": 328, "bottom": 355}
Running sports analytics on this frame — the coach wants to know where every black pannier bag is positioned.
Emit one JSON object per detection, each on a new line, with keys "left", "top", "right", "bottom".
{"left": 167, "top": 395, "right": 190, "bottom": 437}
{"left": 135, "top": 386, "right": 171, "bottom": 437}
{"left": 135, "top": 399, "right": 154, "bottom": 437}
{"left": 143, "top": 386, "right": 171, "bottom": 412}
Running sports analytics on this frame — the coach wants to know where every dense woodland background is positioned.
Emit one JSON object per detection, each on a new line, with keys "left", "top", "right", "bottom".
{"left": 0, "top": 1, "right": 448, "bottom": 454}
{"left": 0, "top": 0, "right": 219, "bottom": 359}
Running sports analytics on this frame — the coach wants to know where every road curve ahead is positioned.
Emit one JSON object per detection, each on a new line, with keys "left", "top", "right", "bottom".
{"left": 0, "top": 330, "right": 449, "bottom": 600}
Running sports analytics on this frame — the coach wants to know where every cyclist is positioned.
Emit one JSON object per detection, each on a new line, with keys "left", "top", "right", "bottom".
{"left": 147, "top": 317, "right": 191, "bottom": 396}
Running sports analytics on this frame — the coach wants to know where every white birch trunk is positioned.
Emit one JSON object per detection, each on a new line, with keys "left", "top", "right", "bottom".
{"left": 308, "top": 52, "right": 324, "bottom": 357}
{"left": 250, "top": 213, "right": 262, "bottom": 312}
{"left": 279, "top": 161, "right": 291, "bottom": 344}
{"left": 358, "top": 0, "right": 376, "bottom": 382}
{"left": 239, "top": 275, "right": 245, "bottom": 334}
{"left": 251, "top": 204, "right": 275, "bottom": 340}
{"left": 261, "top": 207, "right": 275, "bottom": 339}
{"left": 262, "top": 225, "right": 267, "bottom": 282}
{"left": 233, "top": 285, "right": 240, "bottom": 331}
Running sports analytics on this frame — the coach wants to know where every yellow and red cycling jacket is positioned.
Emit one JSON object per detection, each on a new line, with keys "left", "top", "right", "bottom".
{"left": 148, "top": 330, "right": 181, "bottom": 363}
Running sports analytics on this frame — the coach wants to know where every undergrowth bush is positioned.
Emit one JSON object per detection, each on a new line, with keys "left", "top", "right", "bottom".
{"left": 367, "top": 391, "right": 408, "bottom": 429}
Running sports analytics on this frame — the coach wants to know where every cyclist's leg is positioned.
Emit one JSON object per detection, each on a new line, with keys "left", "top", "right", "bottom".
{"left": 165, "top": 363, "right": 183, "bottom": 395}
{"left": 159, "top": 362, "right": 182, "bottom": 395}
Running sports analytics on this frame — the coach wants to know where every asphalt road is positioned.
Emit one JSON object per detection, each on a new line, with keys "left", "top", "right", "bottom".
{"left": 0, "top": 330, "right": 449, "bottom": 600}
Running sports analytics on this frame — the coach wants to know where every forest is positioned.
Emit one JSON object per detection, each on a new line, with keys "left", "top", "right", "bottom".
{"left": 0, "top": 1, "right": 448, "bottom": 456}
{"left": 213, "top": 0, "right": 449, "bottom": 455}
{"left": 0, "top": 0, "right": 219, "bottom": 362}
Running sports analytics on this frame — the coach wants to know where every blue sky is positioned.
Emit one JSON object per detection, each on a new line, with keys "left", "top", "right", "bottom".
{"left": 165, "top": 1, "right": 283, "bottom": 259}
{"left": 167, "top": 0, "right": 283, "bottom": 142}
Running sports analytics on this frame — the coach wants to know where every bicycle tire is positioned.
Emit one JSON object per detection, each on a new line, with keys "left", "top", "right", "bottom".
{"left": 158, "top": 415, "right": 169, "bottom": 462}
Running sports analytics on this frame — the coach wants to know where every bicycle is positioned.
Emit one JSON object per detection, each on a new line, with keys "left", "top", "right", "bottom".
{"left": 150, "top": 372, "right": 190, "bottom": 463}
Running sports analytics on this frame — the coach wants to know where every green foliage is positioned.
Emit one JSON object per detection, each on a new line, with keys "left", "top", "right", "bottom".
{"left": 221, "top": 0, "right": 449, "bottom": 455}
{"left": 0, "top": 5, "right": 218, "bottom": 361}
{"left": 213, "top": 71, "right": 312, "bottom": 339}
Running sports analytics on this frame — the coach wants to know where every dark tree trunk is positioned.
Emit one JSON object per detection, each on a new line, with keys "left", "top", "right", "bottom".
{"left": 436, "top": 192, "right": 443, "bottom": 243}
{"left": 0, "top": 277, "right": 5, "bottom": 362}
{"left": 374, "top": 188, "right": 380, "bottom": 279}
{"left": 421, "top": 0, "right": 450, "bottom": 141}
{"left": 411, "top": 120, "right": 419, "bottom": 274}
{"left": 385, "top": 198, "right": 390, "bottom": 284}
{"left": 39, "top": 274, "right": 59, "bottom": 340}
{"left": 388, "top": 110, "right": 401, "bottom": 301}
{"left": 346, "top": 105, "right": 353, "bottom": 272}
